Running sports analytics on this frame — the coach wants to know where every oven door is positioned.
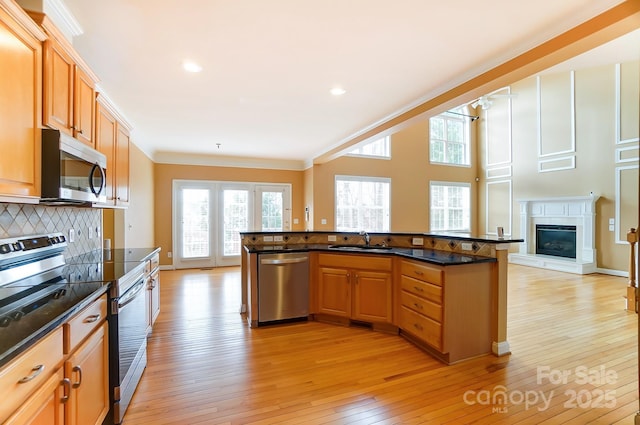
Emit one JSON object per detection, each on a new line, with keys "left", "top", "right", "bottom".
{"left": 112, "top": 276, "right": 147, "bottom": 424}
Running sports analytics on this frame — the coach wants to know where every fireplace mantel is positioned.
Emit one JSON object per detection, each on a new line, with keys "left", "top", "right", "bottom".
{"left": 509, "top": 195, "right": 599, "bottom": 274}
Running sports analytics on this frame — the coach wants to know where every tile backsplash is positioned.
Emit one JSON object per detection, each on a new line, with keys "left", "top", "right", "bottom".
{"left": 0, "top": 203, "right": 101, "bottom": 258}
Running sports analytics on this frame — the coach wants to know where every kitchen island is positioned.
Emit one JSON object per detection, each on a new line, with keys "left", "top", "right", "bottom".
{"left": 241, "top": 231, "right": 523, "bottom": 363}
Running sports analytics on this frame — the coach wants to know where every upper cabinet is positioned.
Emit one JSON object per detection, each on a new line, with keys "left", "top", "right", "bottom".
{"left": 28, "top": 12, "right": 98, "bottom": 147}
{"left": 95, "top": 94, "right": 131, "bottom": 207}
{"left": 0, "top": 0, "right": 46, "bottom": 201}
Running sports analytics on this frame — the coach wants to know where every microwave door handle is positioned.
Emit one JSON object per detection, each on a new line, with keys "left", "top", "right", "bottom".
{"left": 89, "top": 162, "right": 106, "bottom": 196}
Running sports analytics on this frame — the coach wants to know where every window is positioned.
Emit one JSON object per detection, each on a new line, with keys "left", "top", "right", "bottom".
{"left": 430, "top": 182, "right": 470, "bottom": 232}
{"left": 429, "top": 108, "right": 470, "bottom": 166}
{"left": 347, "top": 136, "right": 390, "bottom": 158}
{"left": 335, "top": 176, "right": 390, "bottom": 231}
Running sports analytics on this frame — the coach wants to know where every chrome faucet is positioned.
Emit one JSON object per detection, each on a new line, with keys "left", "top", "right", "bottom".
{"left": 359, "top": 230, "right": 370, "bottom": 246}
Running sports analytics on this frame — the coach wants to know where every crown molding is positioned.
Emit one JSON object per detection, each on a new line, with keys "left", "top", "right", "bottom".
{"left": 154, "top": 152, "right": 308, "bottom": 171}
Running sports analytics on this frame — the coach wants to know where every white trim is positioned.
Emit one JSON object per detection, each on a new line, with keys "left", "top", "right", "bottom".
{"left": 615, "top": 62, "right": 639, "bottom": 146}
{"left": 595, "top": 267, "right": 628, "bottom": 277}
{"left": 615, "top": 164, "right": 639, "bottom": 244}
{"left": 155, "top": 151, "right": 307, "bottom": 171}
{"left": 537, "top": 72, "right": 576, "bottom": 158}
{"left": 486, "top": 166, "right": 512, "bottom": 179}
{"left": 615, "top": 145, "right": 639, "bottom": 163}
{"left": 485, "top": 87, "right": 513, "bottom": 168}
{"left": 485, "top": 180, "right": 512, "bottom": 237}
{"left": 538, "top": 155, "right": 575, "bottom": 173}
{"left": 492, "top": 341, "right": 511, "bottom": 356}
{"left": 44, "top": 0, "right": 82, "bottom": 40}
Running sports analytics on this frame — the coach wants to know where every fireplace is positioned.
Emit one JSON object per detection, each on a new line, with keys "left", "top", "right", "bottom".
{"left": 509, "top": 195, "right": 599, "bottom": 274}
{"left": 536, "top": 225, "right": 577, "bottom": 259}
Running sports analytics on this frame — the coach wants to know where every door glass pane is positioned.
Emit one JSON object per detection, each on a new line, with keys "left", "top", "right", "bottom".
{"left": 261, "top": 191, "right": 283, "bottom": 231}
{"left": 181, "top": 188, "right": 210, "bottom": 258}
{"left": 223, "top": 190, "right": 249, "bottom": 256}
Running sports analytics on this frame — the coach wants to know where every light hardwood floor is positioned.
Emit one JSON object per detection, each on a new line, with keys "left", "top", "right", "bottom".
{"left": 123, "top": 265, "right": 639, "bottom": 424}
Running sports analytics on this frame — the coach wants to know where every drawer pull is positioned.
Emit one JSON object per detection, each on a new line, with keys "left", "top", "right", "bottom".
{"left": 413, "top": 286, "right": 424, "bottom": 292}
{"left": 72, "top": 365, "right": 83, "bottom": 388}
{"left": 18, "top": 364, "right": 45, "bottom": 383}
{"left": 61, "top": 378, "right": 71, "bottom": 403}
{"left": 414, "top": 270, "right": 424, "bottom": 276}
{"left": 413, "top": 323, "right": 424, "bottom": 331}
{"left": 84, "top": 314, "right": 101, "bottom": 323}
{"left": 413, "top": 303, "right": 423, "bottom": 310}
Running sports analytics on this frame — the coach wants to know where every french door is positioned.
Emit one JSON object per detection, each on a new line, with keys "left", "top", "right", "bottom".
{"left": 173, "top": 180, "right": 290, "bottom": 269}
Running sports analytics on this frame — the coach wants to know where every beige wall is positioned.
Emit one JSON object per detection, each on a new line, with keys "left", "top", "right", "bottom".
{"left": 311, "top": 120, "right": 480, "bottom": 232}
{"left": 125, "top": 143, "right": 155, "bottom": 248}
{"left": 153, "top": 163, "right": 304, "bottom": 265}
{"left": 478, "top": 61, "right": 639, "bottom": 272}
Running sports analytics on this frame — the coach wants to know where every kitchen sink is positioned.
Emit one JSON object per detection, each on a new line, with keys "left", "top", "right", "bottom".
{"left": 328, "top": 244, "right": 393, "bottom": 252}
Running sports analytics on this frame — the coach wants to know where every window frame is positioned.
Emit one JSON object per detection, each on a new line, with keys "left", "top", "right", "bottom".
{"left": 429, "top": 181, "right": 471, "bottom": 232}
{"left": 429, "top": 109, "right": 471, "bottom": 167}
{"left": 345, "top": 136, "right": 391, "bottom": 159}
{"left": 334, "top": 175, "right": 391, "bottom": 232}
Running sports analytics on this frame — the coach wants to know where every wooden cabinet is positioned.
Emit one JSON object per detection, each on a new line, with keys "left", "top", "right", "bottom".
{"left": 0, "top": 1, "right": 46, "bottom": 200}
{"left": 396, "top": 259, "right": 492, "bottom": 364}
{"left": 316, "top": 253, "right": 392, "bottom": 324}
{"left": 145, "top": 252, "right": 161, "bottom": 334}
{"left": 95, "top": 94, "right": 131, "bottom": 207}
{"left": 62, "top": 294, "right": 109, "bottom": 425}
{"left": 0, "top": 295, "right": 109, "bottom": 425}
{"left": 64, "top": 322, "right": 109, "bottom": 425}
{"left": 0, "top": 327, "right": 64, "bottom": 423}
{"left": 29, "top": 12, "right": 98, "bottom": 147}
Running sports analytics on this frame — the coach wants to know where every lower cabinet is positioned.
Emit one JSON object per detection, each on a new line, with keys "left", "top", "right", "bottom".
{"left": 316, "top": 253, "right": 393, "bottom": 324}
{"left": 0, "top": 295, "right": 109, "bottom": 425}
{"left": 397, "top": 259, "right": 492, "bottom": 364}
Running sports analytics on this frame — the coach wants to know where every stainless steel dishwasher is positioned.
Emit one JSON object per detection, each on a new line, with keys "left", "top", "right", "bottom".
{"left": 258, "top": 252, "right": 309, "bottom": 324}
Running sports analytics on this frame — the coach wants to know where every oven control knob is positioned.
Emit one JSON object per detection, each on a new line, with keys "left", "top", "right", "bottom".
{"left": 11, "top": 242, "right": 23, "bottom": 252}
{"left": 58, "top": 235, "right": 66, "bottom": 243}
{"left": 0, "top": 244, "right": 12, "bottom": 254}
{"left": 0, "top": 316, "right": 10, "bottom": 327}
{"left": 10, "top": 311, "right": 24, "bottom": 321}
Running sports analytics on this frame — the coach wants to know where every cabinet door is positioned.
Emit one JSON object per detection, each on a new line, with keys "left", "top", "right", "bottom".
{"left": 353, "top": 270, "right": 392, "bottom": 323}
{"left": 3, "top": 368, "right": 65, "bottom": 425}
{"left": 95, "top": 102, "right": 117, "bottom": 204}
{"left": 43, "top": 38, "right": 74, "bottom": 136}
{"left": 0, "top": 7, "right": 42, "bottom": 198}
{"left": 115, "top": 124, "right": 130, "bottom": 206}
{"left": 65, "top": 322, "right": 109, "bottom": 425}
{"left": 317, "top": 267, "right": 351, "bottom": 317}
{"left": 73, "top": 66, "right": 95, "bottom": 146}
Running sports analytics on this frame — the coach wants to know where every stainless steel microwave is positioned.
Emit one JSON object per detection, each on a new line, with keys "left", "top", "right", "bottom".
{"left": 41, "top": 129, "right": 107, "bottom": 205}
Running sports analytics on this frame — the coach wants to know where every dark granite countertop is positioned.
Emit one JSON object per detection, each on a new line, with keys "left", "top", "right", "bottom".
{"left": 0, "top": 282, "right": 109, "bottom": 368}
{"left": 245, "top": 244, "right": 496, "bottom": 266}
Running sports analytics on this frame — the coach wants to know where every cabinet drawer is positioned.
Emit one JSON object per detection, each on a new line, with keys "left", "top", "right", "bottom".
{"left": 400, "top": 290, "right": 442, "bottom": 322}
{"left": 400, "top": 275, "right": 442, "bottom": 304}
{"left": 400, "top": 261, "right": 443, "bottom": 285}
{"left": 318, "top": 253, "right": 392, "bottom": 271}
{"left": 0, "top": 326, "right": 63, "bottom": 423}
{"left": 64, "top": 294, "right": 107, "bottom": 354}
{"left": 400, "top": 306, "right": 442, "bottom": 351}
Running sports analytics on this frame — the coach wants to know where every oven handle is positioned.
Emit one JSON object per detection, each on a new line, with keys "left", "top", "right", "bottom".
{"left": 117, "top": 278, "right": 145, "bottom": 310}
{"left": 89, "top": 162, "right": 106, "bottom": 196}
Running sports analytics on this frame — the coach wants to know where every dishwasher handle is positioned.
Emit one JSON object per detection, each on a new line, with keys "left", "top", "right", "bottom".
{"left": 260, "top": 257, "right": 308, "bottom": 265}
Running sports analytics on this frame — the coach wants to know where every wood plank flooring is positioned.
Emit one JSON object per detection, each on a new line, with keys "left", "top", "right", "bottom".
{"left": 123, "top": 265, "right": 639, "bottom": 424}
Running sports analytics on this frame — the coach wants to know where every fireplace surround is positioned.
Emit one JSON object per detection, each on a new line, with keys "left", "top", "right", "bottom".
{"left": 509, "top": 195, "right": 599, "bottom": 274}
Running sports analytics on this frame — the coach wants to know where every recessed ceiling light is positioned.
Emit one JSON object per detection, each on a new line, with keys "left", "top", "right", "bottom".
{"left": 330, "top": 87, "right": 346, "bottom": 96}
{"left": 183, "top": 61, "right": 203, "bottom": 73}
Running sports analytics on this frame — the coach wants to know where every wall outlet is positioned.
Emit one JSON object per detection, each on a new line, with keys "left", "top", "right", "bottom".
{"left": 68, "top": 228, "right": 75, "bottom": 243}
{"left": 321, "top": 218, "right": 327, "bottom": 225}
{"left": 328, "top": 235, "right": 337, "bottom": 242}
{"left": 263, "top": 235, "right": 274, "bottom": 242}
{"left": 412, "top": 237, "right": 424, "bottom": 246}
{"left": 609, "top": 218, "right": 615, "bottom": 225}
{"left": 167, "top": 252, "right": 172, "bottom": 258}
{"left": 462, "top": 242, "right": 473, "bottom": 251}
{"left": 609, "top": 225, "right": 615, "bottom": 232}
{"left": 88, "top": 226, "right": 93, "bottom": 239}
{"left": 293, "top": 218, "right": 299, "bottom": 225}
{"left": 274, "top": 235, "right": 283, "bottom": 242}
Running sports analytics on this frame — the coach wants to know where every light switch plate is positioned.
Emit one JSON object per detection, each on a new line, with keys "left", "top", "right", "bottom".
{"left": 462, "top": 242, "right": 473, "bottom": 251}
{"left": 412, "top": 237, "right": 424, "bottom": 246}
{"left": 328, "top": 235, "right": 337, "bottom": 242}
{"left": 274, "top": 235, "right": 283, "bottom": 242}
{"left": 263, "top": 235, "right": 274, "bottom": 242}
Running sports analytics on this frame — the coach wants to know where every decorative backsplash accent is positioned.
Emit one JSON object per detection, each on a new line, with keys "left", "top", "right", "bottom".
{"left": 240, "top": 232, "right": 499, "bottom": 258}
{"left": 0, "top": 203, "right": 102, "bottom": 258}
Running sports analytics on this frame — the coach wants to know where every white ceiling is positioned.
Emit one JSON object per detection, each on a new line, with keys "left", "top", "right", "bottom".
{"left": 56, "top": 0, "right": 637, "bottom": 168}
